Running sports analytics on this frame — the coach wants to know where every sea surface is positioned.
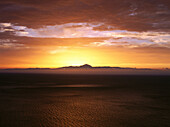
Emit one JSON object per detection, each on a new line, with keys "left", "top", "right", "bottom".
{"left": 0, "top": 73, "right": 170, "bottom": 127}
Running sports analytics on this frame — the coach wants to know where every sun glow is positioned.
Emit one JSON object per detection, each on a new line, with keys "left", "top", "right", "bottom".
{"left": 56, "top": 48, "right": 98, "bottom": 67}
{"left": 47, "top": 47, "right": 126, "bottom": 68}
{"left": 62, "top": 57, "right": 88, "bottom": 66}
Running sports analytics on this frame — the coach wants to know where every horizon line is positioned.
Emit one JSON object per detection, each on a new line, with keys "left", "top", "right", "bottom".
{"left": 0, "top": 64, "right": 169, "bottom": 70}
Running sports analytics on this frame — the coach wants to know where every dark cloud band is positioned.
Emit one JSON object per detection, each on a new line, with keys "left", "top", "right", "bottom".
{"left": 0, "top": 0, "right": 170, "bottom": 32}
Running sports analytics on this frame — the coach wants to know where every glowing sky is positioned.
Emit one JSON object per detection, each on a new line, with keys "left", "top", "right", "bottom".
{"left": 0, "top": 0, "right": 170, "bottom": 68}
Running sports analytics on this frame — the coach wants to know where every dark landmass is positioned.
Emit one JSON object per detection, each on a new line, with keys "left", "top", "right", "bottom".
{"left": 59, "top": 64, "right": 153, "bottom": 70}
{"left": 0, "top": 64, "right": 170, "bottom": 75}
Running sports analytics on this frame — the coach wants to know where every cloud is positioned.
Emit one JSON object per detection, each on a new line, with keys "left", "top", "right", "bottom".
{"left": 10, "top": 23, "right": 128, "bottom": 38}
{"left": 0, "top": 22, "right": 170, "bottom": 49}
{"left": 0, "top": 23, "right": 12, "bottom": 27}
{"left": 49, "top": 46, "right": 68, "bottom": 54}
{"left": 0, "top": 37, "right": 28, "bottom": 50}
{"left": 90, "top": 33, "right": 170, "bottom": 48}
{"left": 0, "top": 0, "right": 170, "bottom": 32}
{"left": 0, "top": 0, "right": 170, "bottom": 49}
{"left": 0, "top": 42, "right": 28, "bottom": 49}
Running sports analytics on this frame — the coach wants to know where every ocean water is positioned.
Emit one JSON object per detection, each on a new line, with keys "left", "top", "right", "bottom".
{"left": 0, "top": 73, "right": 170, "bottom": 127}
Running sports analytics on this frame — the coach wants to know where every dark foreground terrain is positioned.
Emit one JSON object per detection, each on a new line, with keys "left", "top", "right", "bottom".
{"left": 0, "top": 73, "right": 170, "bottom": 127}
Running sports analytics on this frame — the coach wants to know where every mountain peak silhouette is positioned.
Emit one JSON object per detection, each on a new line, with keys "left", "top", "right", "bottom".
{"left": 80, "top": 64, "right": 92, "bottom": 68}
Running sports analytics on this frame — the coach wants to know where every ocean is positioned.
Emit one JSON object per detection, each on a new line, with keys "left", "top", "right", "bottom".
{"left": 0, "top": 73, "right": 170, "bottom": 127}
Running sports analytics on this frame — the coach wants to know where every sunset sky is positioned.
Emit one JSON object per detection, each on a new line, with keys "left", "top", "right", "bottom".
{"left": 0, "top": 0, "right": 170, "bottom": 69}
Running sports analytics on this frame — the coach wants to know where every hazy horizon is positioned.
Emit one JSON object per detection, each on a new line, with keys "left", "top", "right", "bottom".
{"left": 1, "top": 64, "right": 170, "bottom": 75}
{"left": 0, "top": 63, "right": 170, "bottom": 69}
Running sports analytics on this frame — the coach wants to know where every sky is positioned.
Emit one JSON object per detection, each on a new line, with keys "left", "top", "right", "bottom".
{"left": 0, "top": 0, "right": 170, "bottom": 68}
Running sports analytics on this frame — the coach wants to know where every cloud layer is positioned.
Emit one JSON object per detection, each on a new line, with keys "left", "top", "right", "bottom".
{"left": 0, "top": 22, "right": 170, "bottom": 49}
{"left": 0, "top": 0, "right": 170, "bottom": 32}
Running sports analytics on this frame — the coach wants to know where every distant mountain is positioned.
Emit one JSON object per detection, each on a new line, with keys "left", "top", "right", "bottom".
{"left": 0, "top": 64, "right": 169, "bottom": 70}
{"left": 80, "top": 64, "right": 92, "bottom": 68}
{"left": 60, "top": 64, "right": 93, "bottom": 69}
{"left": 59, "top": 64, "right": 137, "bottom": 69}
{"left": 0, "top": 64, "right": 170, "bottom": 75}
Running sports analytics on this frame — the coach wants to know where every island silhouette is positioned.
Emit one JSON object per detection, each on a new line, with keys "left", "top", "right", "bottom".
{"left": 60, "top": 64, "right": 137, "bottom": 69}
{"left": 0, "top": 64, "right": 169, "bottom": 75}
